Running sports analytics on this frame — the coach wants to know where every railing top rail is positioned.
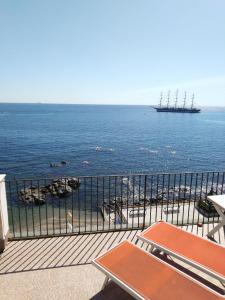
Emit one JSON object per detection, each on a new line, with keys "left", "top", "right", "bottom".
{"left": 4, "top": 170, "right": 225, "bottom": 182}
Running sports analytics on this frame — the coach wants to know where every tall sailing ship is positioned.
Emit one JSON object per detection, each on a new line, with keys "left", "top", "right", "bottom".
{"left": 152, "top": 90, "right": 201, "bottom": 113}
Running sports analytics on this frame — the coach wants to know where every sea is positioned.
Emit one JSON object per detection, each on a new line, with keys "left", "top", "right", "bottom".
{"left": 0, "top": 103, "right": 225, "bottom": 179}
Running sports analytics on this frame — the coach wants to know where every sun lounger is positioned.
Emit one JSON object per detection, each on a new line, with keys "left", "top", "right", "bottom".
{"left": 137, "top": 221, "right": 225, "bottom": 284}
{"left": 93, "top": 240, "right": 223, "bottom": 299}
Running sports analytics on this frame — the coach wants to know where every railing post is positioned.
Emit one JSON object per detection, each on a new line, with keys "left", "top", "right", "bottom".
{"left": 143, "top": 175, "right": 147, "bottom": 230}
{"left": 0, "top": 174, "right": 9, "bottom": 252}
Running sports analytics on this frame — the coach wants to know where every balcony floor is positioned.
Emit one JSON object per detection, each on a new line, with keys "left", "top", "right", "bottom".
{"left": 0, "top": 223, "right": 225, "bottom": 300}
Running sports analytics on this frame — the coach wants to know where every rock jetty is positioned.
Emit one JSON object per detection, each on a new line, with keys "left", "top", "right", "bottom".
{"left": 19, "top": 186, "right": 47, "bottom": 205}
{"left": 19, "top": 177, "right": 80, "bottom": 205}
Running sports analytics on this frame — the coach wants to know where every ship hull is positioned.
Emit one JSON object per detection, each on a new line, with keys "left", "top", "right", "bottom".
{"left": 153, "top": 107, "right": 200, "bottom": 113}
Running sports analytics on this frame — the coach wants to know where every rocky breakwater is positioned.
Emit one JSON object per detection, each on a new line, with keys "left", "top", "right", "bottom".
{"left": 19, "top": 177, "right": 80, "bottom": 205}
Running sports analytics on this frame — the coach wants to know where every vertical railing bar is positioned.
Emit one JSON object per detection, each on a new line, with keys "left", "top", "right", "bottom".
{"left": 199, "top": 173, "right": 204, "bottom": 200}
{"left": 37, "top": 180, "right": 42, "bottom": 236}
{"left": 166, "top": 174, "right": 170, "bottom": 223}
{"left": 132, "top": 176, "right": 135, "bottom": 229}
{"left": 199, "top": 173, "right": 204, "bottom": 236}
{"left": 96, "top": 177, "right": 99, "bottom": 232}
{"left": 206, "top": 172, "right": 211, "bottom": 234}
{"left": 90, "top": 177, "right": 93, "bottom": 232}
{"left": 51, "top": 180, "right": 55, "bottom": 235}
{"left": 143, "top": 175, "right": 147, "bottom": 230}
{"left": 138, "top": 175, "right": 141, "bottom": 229}
{"left": 187, "top": 173, "right": 193, "bottom": 225}
{"left": 23, "top": 180, "right": 29, "bottom": 237}
{"left": 8, "top": 181, "right": 15, "bottom": 238}
{"left": 58, "top": 181, "right": 61, "bottom": 235}
{"left": 36, "top": 180, "right": 42, "bottom": 235}
{"left": 71, "top": 187, "right": 74, "bottom": 233}
{"left": 78, "top": 179, "right": 81, "bottom": 234}
{"left": 120, "top": 176, "right": 123, "bottom": 230}
{"left": 108, "top": 176, "right": 111, "bottom": 230}
{"left": 155, "top": 175, "right": 159, "bottom": 223}
{"left": 102, "top": 177, "right": 105, "bottom": 231}
{"left": 149, "top": 175, "right": 153, "bottom": 226}
{"left": 195, "top": 173, "right": 200, "bottom": 234}
{"left": 114, "top": 176, "right": 117, "bottom": 230}
{"left": 204, "top": 172, "right": 210, "bottom": 233}
{"left": 160, "top": 174, "right": 164, "bottom": 220}
{"left": 181, "top": 173, "right": 186, "bottom": 226}
{"left": 221, "top": 172, "right": 225, "bottom": 195}
{"left": 84, "top": 177, "right": 87, "bottom": 232}
{"left": 214, "top": 172, "right": 220, "bottom": 228}
{"left": 171, "top": 174, "right": 176, "bottom": 225}
{"left": 210, "top": 172, "right": 215, "bottom": 231}
{"left": 44, "top": 179, "right": 49, "bottom": 236}
{"left": 211, "top": 172, "right": 215, "bottom": 194}
{"left": 219, "top": 172, "right": 225, "bottom": 223}
{"left": 215, "top": 171, "right": 219, "bottom": 195}
{"left": 192, "top": 173, "right": 197, "bottom": 230}
{"left": 192, "top": 173, "right": 199, "bottom": 232}
{"left": 126, "top": 176, "right": 129, "bottom": 229}
{"left": 65, "top": 178, "right": 68, "bottom": 234}
{"left": 15, "top": 180, "right": 22, "bottom": 238}
{"left": 30, "top": 180, "right": 35, "bottom": 237}
{"left": 177, "top": 174, "right": 182, "bottom": 226}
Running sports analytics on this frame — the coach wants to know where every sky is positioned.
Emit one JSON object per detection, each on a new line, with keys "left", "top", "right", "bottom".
{"left": 0, "top": 0, "right": 225, "bottom": 106}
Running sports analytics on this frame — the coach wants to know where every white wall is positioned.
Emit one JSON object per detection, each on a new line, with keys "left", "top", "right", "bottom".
{"left": 0, "top": 174, "right": 9, "bottom": 240}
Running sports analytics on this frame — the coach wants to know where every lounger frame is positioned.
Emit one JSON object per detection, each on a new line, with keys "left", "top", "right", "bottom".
{"left": 137, "top": 221, "right": 225, "bottom": 284}
{"left": 92, "top": 240, "right": 224, "bottom": 299}
{"left": 93, "top": 241, "right": 145, "bottom": 300}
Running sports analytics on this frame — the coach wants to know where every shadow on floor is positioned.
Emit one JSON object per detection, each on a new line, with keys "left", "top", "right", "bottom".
{"left": 90, "top": 281, "right": 134, "bottom": 300}
{"left": 0, "top": 230, "right": 141, "bottom": 275}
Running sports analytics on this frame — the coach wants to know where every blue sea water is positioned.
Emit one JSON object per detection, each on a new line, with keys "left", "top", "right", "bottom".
{"left": 0, "top": 103, "right": 225, "bottom": 179}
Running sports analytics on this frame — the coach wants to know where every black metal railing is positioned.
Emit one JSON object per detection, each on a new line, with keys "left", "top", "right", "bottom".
{"left": 6, "top": 171, "right": 225, "bottom": 239}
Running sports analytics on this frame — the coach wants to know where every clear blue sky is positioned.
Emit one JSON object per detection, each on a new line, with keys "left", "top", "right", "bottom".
{"left": 0, "top": 0, "right": 225, "bottom": 106}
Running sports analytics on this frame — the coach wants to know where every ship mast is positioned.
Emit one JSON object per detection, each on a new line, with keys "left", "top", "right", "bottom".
{"left": 175, "top": 89, "right": 178, "bottom": 108}
{"left": 167, "top": 90, "right": 170, "bottom": 108}
{"left": 159, "top": 92, "right": 163, "bottom": 107}
{"left": 183, "top": 91, "right": 187, "bottom": 108}
{"left": 191, "top": 93, "right": 194, "bottom": 109}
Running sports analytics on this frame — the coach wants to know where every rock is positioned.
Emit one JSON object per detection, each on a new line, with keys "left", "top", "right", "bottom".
{"left": 20, "top": 177, "right": 81, "bottom": 204}
{"left": 30, "top": 186, "right": 37, "bottom": 190}
{"left": 68, "top": 177, "right": 80, "bottom": 189}
{"left": 19, "top": 187, "right": 46, "bottom": 205}
{"left": 40, "top": 187, "right": 48, "bottom": 194}
{"left": 57, "top": 186, "right": 73, "bottom": 197}
{"left": 61, "top": 161, "right": 67, "bottom": 165}
{"left": 24, "top": 195, "right": 33, "bottom": 203}
{"left": 34, "top": 196, "right": 46, "bottom": 205}
{"left": 50, "top": 163, "right": 60, "bottom": 167}
{"left": 20, "top": 189, "right": 25, "bottom": 195}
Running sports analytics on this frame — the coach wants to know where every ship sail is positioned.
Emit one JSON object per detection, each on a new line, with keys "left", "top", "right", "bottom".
{"left": 167, "top": 90, "right": 170, "bottom": 108}
{"left": 159, "top": 92, "right": 163, "bottom": 107}
{"left": 191, "top": 93, "right": 194, "bottom": 109}
{"left": 174, "top": 90, "right": 178, "bottom": 108}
